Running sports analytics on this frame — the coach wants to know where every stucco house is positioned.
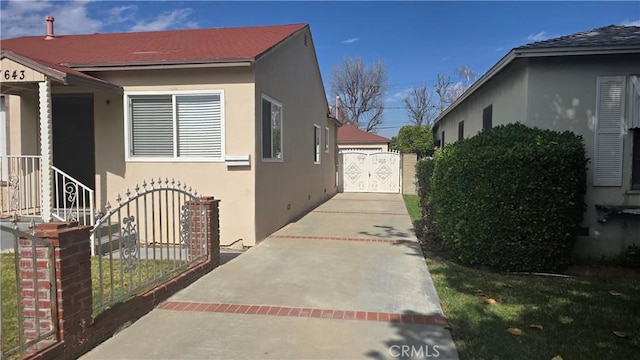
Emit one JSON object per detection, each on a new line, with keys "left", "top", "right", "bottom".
{"left": 0, "top": 19, "right": 340, "bottom": 247}
{"left": 337, "top": 123, "right": 390, "bottom": 153}
{"left": 433, "top": 25, "right": 640, "bottom": 258}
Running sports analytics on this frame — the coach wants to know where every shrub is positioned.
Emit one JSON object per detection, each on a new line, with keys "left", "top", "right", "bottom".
{"left": 415, "top": 157, "right": 435, "bottom": 213}
{"left": 430, "top": 123, "right": 587, "bottom": 271}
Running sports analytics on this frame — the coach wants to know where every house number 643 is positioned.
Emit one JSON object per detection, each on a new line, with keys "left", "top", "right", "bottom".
{"left": 3, "top": 69, "right": 26, "bottom": 80}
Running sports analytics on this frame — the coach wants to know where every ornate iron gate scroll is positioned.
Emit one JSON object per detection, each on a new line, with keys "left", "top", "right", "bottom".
{"left": 90, "top": 178, "right": 207, "bottom": 313}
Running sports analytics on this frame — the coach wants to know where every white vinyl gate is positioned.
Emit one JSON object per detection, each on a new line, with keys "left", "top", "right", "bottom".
{"left": 341, "top": 151, "right": 401, "bottom": 193}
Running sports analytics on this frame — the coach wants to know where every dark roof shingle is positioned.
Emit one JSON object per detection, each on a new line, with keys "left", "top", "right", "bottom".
{"left": 517, "top": 25, "right": 640, "bottom": 50}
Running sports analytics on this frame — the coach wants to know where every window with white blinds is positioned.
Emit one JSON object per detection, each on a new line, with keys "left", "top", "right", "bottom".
{"left": 131, "top": 96, "right": 173, "bottom": 156}
{"left": 176, "top": 95, "right": 222, "bottom": 157}
{"left": 128, "top": 92, "right": 224, "bottom": 160}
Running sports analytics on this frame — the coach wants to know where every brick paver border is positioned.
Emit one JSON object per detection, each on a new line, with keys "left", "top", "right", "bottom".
{"left": 159, "top": 301, "right": 449, "bottom": 328}
{"left": 269, "top": 234, "right": 417, "bottom": 244}
{"left": 331, "top": 198, "right": 405, "bottom": 203}
{"left": 313, "top": 210, "right": 408, "bottom": 216}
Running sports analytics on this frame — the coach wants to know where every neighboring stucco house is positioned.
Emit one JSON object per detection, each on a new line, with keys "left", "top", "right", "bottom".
{"left": 433, "top": 25, "right": 640, "bottom": 258}
{"left": 0, "top": 20, "right": 340, "bottom": 247}
{"left": 337, "top": 123, "right": 390, "bottom": 153}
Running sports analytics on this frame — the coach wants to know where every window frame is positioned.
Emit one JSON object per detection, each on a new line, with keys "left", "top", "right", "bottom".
{"left": 314, "top": 124, "right": 321, "bottom": 164}
{"left": 124, "top": 90, "right": 225, "bottom": 163}
{"left": 324, "top": 126, "right": 330, "bottom": 153}
{"left": 483, "top": 104, "right": 493, "bottom": 130}
{"left": 632, "top": 129, "right": 640, "bottom": 190}
{"left": 261, "top": 94, "right": 284, "bottom": 162}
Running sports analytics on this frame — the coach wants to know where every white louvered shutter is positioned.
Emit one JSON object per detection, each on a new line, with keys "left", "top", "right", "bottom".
{"left": 131, "top": 96, "right": 173, "bottom": 156}
{"left": 629, "top": 76, "right": 640, "bottom": 129}
{"left": 594, "top": 76, "right": 625, "bottom": 187}
{"left": 176, "top": 95, "right": 223, "bottom": 158}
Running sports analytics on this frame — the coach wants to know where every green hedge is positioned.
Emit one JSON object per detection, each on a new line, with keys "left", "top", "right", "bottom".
{"left": 429, "top": 123, "right": 587, "bottom": 271}
{"left": 416, "top": 157, "right": 435, "bottom": 213}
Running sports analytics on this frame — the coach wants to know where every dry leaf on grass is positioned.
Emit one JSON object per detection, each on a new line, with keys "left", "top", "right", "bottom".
{"left": 609, "top": 291, "right": 622, "bottom": 296}
{"left": 483, "top": 298, "right": 497, "bottom": 305}
{"left": 551, "top": 356, "right": 563, "bottom": 360}
{"left": 473, "top": 290, "right": 485, "bottom": 296}
{"left": 506, "top": 328, "right": 522, "bottom": 336}
{"left": 613, "top": 331, "right": 629, "bottom": 338}
{"left": 529, "top": 324, "right": 543, "bottom": 330}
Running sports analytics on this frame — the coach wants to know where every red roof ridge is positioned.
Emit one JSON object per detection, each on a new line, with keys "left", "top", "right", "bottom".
{"left": 337, "top": 123, "right": 390, "bottom": 144}
{"left": 4, "top": 23, "right": 309, "bottom": 41}
{"left": 0, "top": 23, "right": 308, "bottom": 67}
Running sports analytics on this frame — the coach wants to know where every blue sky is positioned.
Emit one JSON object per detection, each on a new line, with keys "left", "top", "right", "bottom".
{"left": 1, "top": 1, "right": 639, "bottom": 138}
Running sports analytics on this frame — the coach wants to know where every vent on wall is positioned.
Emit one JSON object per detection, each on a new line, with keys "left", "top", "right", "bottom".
{"left": 304, "top": 34, "right": 308, "bottom": 47}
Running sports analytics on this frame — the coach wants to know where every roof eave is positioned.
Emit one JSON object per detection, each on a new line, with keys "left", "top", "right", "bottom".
{"left": 68, "top": 59, "right": 254, "bottom": 72}
{"left": 0, "top": 50, "right": 67, "bottom": 83}
{"left": 327, "top": 113, "right": 343, "bottom": 127}
{"left": 65, "top": 73, "right": 123, "bottom": 93}
{"left": 514, "top": 45, "right": 640, "bottom": 57}
{"left": 434, "top": 45, "right": 640, "bottom": 125}
{"left": 434, "top": 50, "right": 517, "bottom": 125}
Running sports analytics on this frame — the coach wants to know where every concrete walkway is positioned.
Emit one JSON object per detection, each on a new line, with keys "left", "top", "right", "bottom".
{"left": 82, "top": 193, "right": 458, "bottom": 359}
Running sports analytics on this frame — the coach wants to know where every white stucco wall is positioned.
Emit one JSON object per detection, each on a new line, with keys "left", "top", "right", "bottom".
{"left": 92, "top": 67, "right": 257, "bottom": 246}
{"left": 436, "top": 54, "right": 640, "bottom": 258}
{"left": 435, "top": 60, "right": 529, "bottom": 145}
{"left": 253, "top": 27, "right": 338, "bottom": 243}
{"left": 526, "top": 54, "right": 640, "bottom": 257}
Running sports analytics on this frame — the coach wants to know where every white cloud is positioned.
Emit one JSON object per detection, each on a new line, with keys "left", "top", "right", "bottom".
{"left": 386, "top": 88, "right": 412, "bottom": 103}
{"left": 108, "top": 5, "right": 138, "bottom": 24}
{"left": 621, "top": 19, "right": 640, "bottom": 26}
{"left": 130, "top": 9, "right": 197, "bottom": 32}
{"left": 341, "top": 37, "right": 360, "bottom": 44}
{"left": 495, "top": 47, "right": 504, "bottom": 52}
{"left": 527, "top": 31, "right": 548, "bottom": 42}
{"left": 0, "top": 1, "right": 197, "bottom": 39}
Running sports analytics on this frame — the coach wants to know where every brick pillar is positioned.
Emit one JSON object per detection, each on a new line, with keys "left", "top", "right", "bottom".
{"left": 186, "top": 197, "right": 220, "bottom": 266}
{"left": 20, "top": 222, "right": 93, "bottom": 349}
{"left": 402, "top": 153, "right": 418, "bottom": 195}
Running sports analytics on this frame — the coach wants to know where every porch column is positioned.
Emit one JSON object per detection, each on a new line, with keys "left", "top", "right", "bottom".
{"left": 39, "top": 80, "right": 53, "bottom": 222}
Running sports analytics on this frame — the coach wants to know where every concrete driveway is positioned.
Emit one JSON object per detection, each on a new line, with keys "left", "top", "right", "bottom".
{"left": 82, "top": 193, "right": 458, "bottom": 359}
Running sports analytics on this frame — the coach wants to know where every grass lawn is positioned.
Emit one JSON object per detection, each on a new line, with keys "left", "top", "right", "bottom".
{"left": 403, "top": 195, "right": 640, "bottom": 359}
{"left": 402, "top": 194, "right": 422, "bottom": 223}
{"left": 1, "top": 253, "right": 184, "bottom": 354}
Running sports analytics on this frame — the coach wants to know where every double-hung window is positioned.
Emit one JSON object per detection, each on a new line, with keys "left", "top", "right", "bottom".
{"left": 314, "top": 125, "right": 321, "bottom": 164}
{"left": 127, "top": 92, "right": 224, "bottom": 160}
{"left": 262, "top": 95, "right": 283, "bottom": 160}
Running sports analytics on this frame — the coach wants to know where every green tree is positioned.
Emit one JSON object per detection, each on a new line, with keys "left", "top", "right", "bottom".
{"left": 390, "top": 125, "right": 434, "bottom": 157}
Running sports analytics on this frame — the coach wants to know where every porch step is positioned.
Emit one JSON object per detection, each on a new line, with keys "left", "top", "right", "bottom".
{"left": 93, "top": 222, "right": 122, "bottom": 255}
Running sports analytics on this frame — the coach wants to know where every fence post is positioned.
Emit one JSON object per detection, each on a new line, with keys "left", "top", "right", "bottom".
{"left": 402, "top": 153, "right": 418, "bottom": 195}
{"left": 186, "top": 197, "right": 220, "bottom": 266}
{"left": 21, "top": 222, "right": 93, "bottom": 350}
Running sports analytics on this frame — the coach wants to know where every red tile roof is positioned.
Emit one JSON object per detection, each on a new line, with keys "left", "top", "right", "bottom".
{"left": 337, "top": 124, "right": 390, "bottom": 144}
{"left": 0, "top": 23, "right": 307, "bottom": 67}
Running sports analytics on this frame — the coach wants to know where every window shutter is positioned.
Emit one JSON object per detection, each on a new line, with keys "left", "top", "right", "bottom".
{"left": 176, "top": 95, "right": 222, "bottom": 158}
{"left": 629, "top": 76, "right": 640, "bottom": 129}
{"left": 594, "top": 76, "right": 625, "bottom": 186}
{"left": 131, "top": 96, "right": 173, "bottom": 156}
